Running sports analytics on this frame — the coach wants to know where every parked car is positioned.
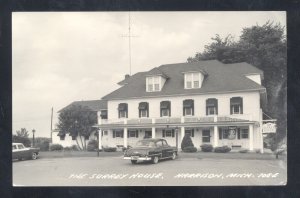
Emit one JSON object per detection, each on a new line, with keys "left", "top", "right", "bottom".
{"left": 123, "top": 138, "right": 178, "bottom": 164}
{"left": 12, "top": 143, "right": 40, "bottom": 160}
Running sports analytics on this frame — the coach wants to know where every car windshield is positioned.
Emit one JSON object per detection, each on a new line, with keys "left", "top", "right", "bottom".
{"left": 136, "top": 140, "right": 156, "bottom": 147}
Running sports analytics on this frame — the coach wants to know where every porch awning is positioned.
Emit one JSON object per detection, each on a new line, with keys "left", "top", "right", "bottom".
{"left": 183, "top": 99, "right": 194, "bottom": 108}
{"left": 230, "top": 97, "right": 243, "bottom": 105}
{"left": 206, "top": 98, "right": 217, "bottom": 107}
{"left": 118, "top": 103, "right": 128, "bottom": 111}
{"left": 160, "top": 101, "right": 170, "bottom": 109}
{"left": 138, "top": 102, "right": 148, "bottom": 110}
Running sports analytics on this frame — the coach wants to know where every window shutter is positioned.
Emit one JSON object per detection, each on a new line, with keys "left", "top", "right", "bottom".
{"left": 237, "top": 128, "right": 241, "bottom": 139}
{"left": 147, "top": 105, "right": 149, "bottom": 117}
{"left": 101, "top": 131, "right": 103, "bottom": 136}
{"left": 192, "top": 129, "right": 194, "bottom": 137}
{"left": 126, "top": 111, "right": 128, "bottom": 118}
{"left": 240, "top": 99, "right": 243, "bottom": 114}
{"left": 113, "top": 131, "right": 115, "bottom": 138}
{"left": 127, "top": 131, "right": 129, "bottom": 138}
{"left": 136, "top": 130, "right": 139, "bottom": 138}
{"left": 183, "top": 107, "right": 185, "bottom": 116}
{"left": 120, "top": 131, "right": 124, "bottom": 138}
{"left": 216, "top": 101, "right": 218, "bottom": 115}
{"left": 192, "top": 108, "right": 194, "bottom": 116}
{"left": 218, "top": 129, "right": 222, "bottom": 140}
{"left": 162, "top": 130, "right": 165, "bottom": 137}
{"left": 206, "top": 107, "right": 208, "bottom": 115}
{"left": 172, "top": 129, "right": 175, "bottom": 137}
{"left": 169, "top": 105, "right": 171, "bottom": 117}
{"left": 230, "top": 105, "right": 233, "bottom": 115}
{"left": 139, "top": 109, "right": 141, "bottom": 118}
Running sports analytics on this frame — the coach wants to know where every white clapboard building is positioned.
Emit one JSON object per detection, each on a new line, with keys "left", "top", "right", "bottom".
{"left": 53, "top": 60, "right": 267, "bottom": 152}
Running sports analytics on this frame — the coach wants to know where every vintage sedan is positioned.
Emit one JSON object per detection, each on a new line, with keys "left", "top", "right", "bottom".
{"left": 12, "top": 143, "right": 40, "bottom": 161}
{"left": 123, "top": 138, "right": 178, "bottom": 164}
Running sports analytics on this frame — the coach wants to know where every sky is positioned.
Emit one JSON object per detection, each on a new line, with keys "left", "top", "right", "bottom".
{"left": 12, "top": 11, "right": 286, "bottom": 137}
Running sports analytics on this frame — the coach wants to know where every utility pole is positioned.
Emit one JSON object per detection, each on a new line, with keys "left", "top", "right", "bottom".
{"left": 121, "top": 12, "right": 138, "bottom": 75}
{"left": 50, "top": 107, "right": 53, "bottom": 144}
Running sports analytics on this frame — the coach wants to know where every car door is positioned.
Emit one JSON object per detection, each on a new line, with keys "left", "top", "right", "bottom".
{"left": 162, "top": 140, "right": 172, "bottom": 158}
{"left": 155, "top": 140, "right": 163, "bottom": 158}
{"left": 12, "top": 145, "right": 18, "bottom": 159}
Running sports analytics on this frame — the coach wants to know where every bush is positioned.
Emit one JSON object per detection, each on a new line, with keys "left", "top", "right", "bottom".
{"left": 103, "top": 147, "right": 117, "bottom": 152}
{"left": 200, "top": 144, "right": 213, "bottom": 152}
{"left": 50, "top": 144, "right": 63, "bottom": 151}
{"left": 182, "top": 146, "right": 197, "bottom": 153}
{"left": 181, "top": 134, "right": 194, "bottom": 149}
{"left": 71, "top": 145, "right": 79, "bottom": 151}
{"left": 239, "top": 149, "right": 249, "bottom": 153}
{"left": 214, "top": 146, "right": 231, "bottom": 153}
{"left": 87, "top": 140, "right": 99, "bottom": 151}
{"left": 63, "top": 146, "right": 72, "bottom": 151}
{"left": 36, "top": 141, "right": 50, "bottom": 151}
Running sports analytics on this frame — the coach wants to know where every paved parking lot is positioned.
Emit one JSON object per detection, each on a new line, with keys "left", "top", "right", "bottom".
{"left": 13, "top": 154, "right": 286, "bottom": 186}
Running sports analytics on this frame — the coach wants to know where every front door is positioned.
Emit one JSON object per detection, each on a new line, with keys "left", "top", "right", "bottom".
{"left": 202, "top": 130, "right": 211, "bottom": 143}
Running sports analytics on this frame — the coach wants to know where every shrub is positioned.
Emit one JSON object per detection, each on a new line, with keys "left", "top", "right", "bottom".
{"left": 200, "top": 144, "right": 213, "bottom": 152}
{"left": 214, "top": 146, "right": 231, "bottom": 153}
{"left": 50, "top": 144, "right": 63, "bottom": 151}
{"left": 71, "top": 145, "right": 79, "bottom": 151}
{"left": 36, "top": 140, "right": 50, "bottom": 151}
{"left": 63, "top": 146, "right": 72, "bottom": 151}
{"left": 103, "top": 147, "right": 117, "bottom": 152}
{"left": 255, "top": 149, "right": 261, "bottom": 154}
{"left": 182, "top": 146, "right": 197, "bottom": 153}
{"left": 239, "top": 149, "right": 249, "bottom": 153}
{"left": 87, "top": 140, "right": 99, "bottom": 151}
{"left": 181, "top": 134, "right": 194, "bottom": 149}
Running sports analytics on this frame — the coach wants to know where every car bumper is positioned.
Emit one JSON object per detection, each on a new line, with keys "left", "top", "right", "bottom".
{"left": 124, "top": 156, "right": 152, "bottom": 161}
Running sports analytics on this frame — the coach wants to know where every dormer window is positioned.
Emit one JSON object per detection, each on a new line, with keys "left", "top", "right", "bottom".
{"left": 184, "top": 72, "right": 204, "bottom": 89}
{"left": 146, "top": 76, "right": 161, "bottom": 92}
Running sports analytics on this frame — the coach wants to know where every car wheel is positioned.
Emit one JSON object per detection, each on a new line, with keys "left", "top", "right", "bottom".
{"left": 131, "top": 160, "right": 137, "bottom": 164}
{"left": 171, "top": 152, "right": 176, "bottom": 160}
{"left": 152, "top": 156, "right": 159, "bottom": 164}
{"left": 32, "top": 153, "right": 37, "bottom": 160}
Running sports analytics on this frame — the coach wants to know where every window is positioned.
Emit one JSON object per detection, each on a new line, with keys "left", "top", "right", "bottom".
{"left": 241, "top": 129, "right": 249, "bottom": 139}
{"left": 118, "top": 103, "right": 128, "bottom": 118}
{"left": 162, "top": 140, "right": 169, "bottom": 146}
{"left": 160, "top": 101, "right": 171, "bottom": 117}
{"left": 100, "top": 110, "right": 107, "bottom": 119}
{"left": 60, "top": 135, "right": 65, "bottom": 140}
{"left": 144, "top": 131, "right": 152, "bottom": 138}
{"left": 202, "top": 130, "right": 211, "bottom": 143}
{"left": 18, "top": 144, "right": 25, "bottom": 149}
{"left": 230, "top": 97, "right": 243, "bottom": 114}
{"left": 147, "top": 76, "right": 161, "bottom": 92}
{"left": 162, "top": 129, "right": 175, "bottom": 138}
{"left": 185, "top": 73, "right": 201, "bottom": 89}
{"left": 113, "top": 130, "right": 124, "bottom": 138}
{"left": 156, "top": 141, "right": 163, "bottom": 147}
{"left": 12, "top": 145, "right": 17, "bottom": 150}
{"left": 185, "top": 129, "right": 194, "bottom": 137}
{"left": 206, "top": 98, "right": 218, "bottom": 115}
{"left": 104, "top": 131, "right": 108, "bottom": 136}
{"left": 128, "top": 130, "right": 139, "bottom": 138}
{"left": 183, "top": 99, "right": 194, "bottom": 116}
{"left": 139, "top": 102, "right": 149, "bottom": 118}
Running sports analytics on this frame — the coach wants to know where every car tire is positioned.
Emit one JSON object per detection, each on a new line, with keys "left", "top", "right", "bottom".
{"left": 152, "top": 156, "right": 159, "bottom": 164}
{"left": 32, "top": 153, "right": 37, "bottom": 160}
{"left": 171, "top": 152, "right": 176, "bottom": 160}
{"left": 131, "top": 160, "right": 137, "bottom": 164}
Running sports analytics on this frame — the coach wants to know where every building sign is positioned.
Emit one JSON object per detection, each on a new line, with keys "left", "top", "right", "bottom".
{"left": 228, "top": 126, "right": 237, "bottom": 140}
{"left": 262, "top": 122, "right": 277, "bottom": 133}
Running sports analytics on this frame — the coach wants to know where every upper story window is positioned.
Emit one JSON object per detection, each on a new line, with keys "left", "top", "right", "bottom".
{"left": 206, "top": 98, "right": 218, "bottom": 115}
{"left": 183, "top": 99, "right": 194, "bottom": 116}
{"left": 160, "top": 101, "right": 171, "bottom": 117}
{"left": 184, "top": 72, "right": 202, "bottom": 89}
{"left": 230, "top": 97, "right": 243, "bottom": 114}
{"left": 118, "top": 103, "right": 128, "bottom": 118}
{"left": 138, "top": 102, "right": 149, "bottom": 118}
{"left": 146, "top": 76, "right": 161, "bottom": 92}
{"left": 100, "top": 110, "right": 107, "bottom": 119}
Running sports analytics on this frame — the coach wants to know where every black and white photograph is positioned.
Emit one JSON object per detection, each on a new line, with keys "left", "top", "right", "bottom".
{"left": 12, "top": 11, "right": 287, "bottom": 186}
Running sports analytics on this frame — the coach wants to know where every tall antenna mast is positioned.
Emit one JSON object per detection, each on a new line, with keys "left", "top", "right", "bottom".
{"left": 122, "top": 12, "right": 138, "bottom": 75}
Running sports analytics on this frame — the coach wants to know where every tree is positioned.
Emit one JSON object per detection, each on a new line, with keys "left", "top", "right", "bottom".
{"left": 181, "top": 134, "right": 197, "bottom": 152}
{"left": 187, "top": 21, "right": 287, "bottom": 146}
{"left": 13, "top": 128, "right": 31, "bottom": 147}
{"left": 16, "top": 128, "right": 29, "bottom": 138}
{"left": 57, "top": 105, "right": 98, "bottom": 150}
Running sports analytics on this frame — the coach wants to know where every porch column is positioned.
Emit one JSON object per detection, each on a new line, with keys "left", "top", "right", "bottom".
{"left": 98, "top": 129, "right": 102, "bottom": 149}
{"left": 123, "top": 127, "right": 128, "bottom": 147}
{"left": 213, "top": 126, "right": 218, "bottom": 147}
{"left": 249, "top": 124, "right": 254, "bottom": 151}
{"left": 152, "top": 127, "right": 156, "bottom": 138}
{"left": 181, "top": 126, "right": 185, "bottom": 144}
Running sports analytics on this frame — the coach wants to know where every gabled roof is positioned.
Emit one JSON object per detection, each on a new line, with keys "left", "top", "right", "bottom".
{"left": 58, "top": 100, "right": 107, "bottom": 113}
{"left": 146, "top": 67, "right": 169, "bottom": 78}
{"left": 102, "top": 60, "right": 265, "bottom": 100}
